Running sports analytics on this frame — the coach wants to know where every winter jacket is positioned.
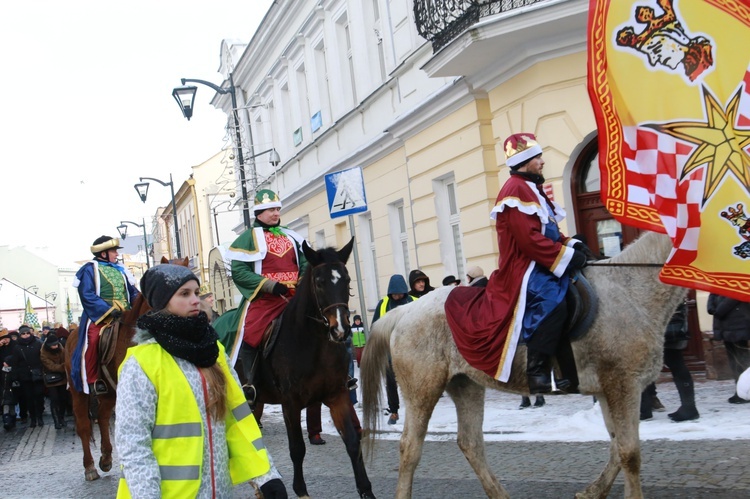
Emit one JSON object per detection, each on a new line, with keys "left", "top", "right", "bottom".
{"left": 40, "top": 343, "right": 67, "bottom": 387}
{"left": 408, "top": 270, "right": 435, "bottom": 298}
{"left": 12, "top": 335, "right": 43, "bottom": 382}
{"left": 663, "top": 302, "right": 689, "bottom": 350}
{"left": 0, "top": 342, "right": 18, "bottom": 406}
{"left": 708, "top": 294, "right": 750, "bottom": 343}
{"left": 373, "top": 275, "right": 415, "bottom": 323}
{"left": 116, "top": 329, "right": 281, "bottom": 498}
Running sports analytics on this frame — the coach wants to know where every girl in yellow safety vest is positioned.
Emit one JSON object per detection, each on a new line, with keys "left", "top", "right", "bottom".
{"left": 115, "top": 264, "right": 288, "bottom": 498}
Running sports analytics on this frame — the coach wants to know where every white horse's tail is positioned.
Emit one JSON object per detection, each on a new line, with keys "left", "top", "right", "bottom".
{"left": 360, "top": 306, "right": 407, "bottom": 458}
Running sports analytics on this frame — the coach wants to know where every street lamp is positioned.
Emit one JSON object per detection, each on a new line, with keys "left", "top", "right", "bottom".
{"left": 211, "top": 200, "right": 234, "bottom": 246}
{"left": 134, "top": 174, "right": 182, "bottom": 258}
{"left": 172, "top": 74, "right": 257, "bottom": 229}
{"left": 43, "top": 292, "right": 57, "bottom": 325}
{"left": 117, "top": 219, "right": 151, "bottom": 269}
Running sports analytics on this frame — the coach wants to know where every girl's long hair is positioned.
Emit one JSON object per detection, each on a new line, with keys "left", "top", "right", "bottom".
{"left": 200, "top": 363, "right": 228, "bottom": 421}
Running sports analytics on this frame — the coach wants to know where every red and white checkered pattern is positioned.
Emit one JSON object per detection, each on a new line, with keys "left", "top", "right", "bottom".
{"left": 622, "top": 126, "right": 704, "bottom": 263}
{"left": 738, "top": 67, "right": 750, "bottom": 128}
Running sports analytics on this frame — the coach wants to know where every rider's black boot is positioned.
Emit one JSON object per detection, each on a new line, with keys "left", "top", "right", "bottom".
{"left": 554, "top": 339, "right": 579, "bottom": 393}
{"left": 527, "top": 349, "right": 552, "bottom": 394}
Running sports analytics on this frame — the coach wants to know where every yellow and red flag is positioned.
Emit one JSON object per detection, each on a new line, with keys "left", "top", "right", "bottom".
{"left": 588, "top": 0, "right": 750, "bottom": 300}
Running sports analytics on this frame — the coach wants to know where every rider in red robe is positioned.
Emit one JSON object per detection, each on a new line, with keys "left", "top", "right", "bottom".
{"left": 445, "top": 133, "right": 588, "bottom": 393}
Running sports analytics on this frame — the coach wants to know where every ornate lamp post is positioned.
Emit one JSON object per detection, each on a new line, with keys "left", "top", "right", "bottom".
{"left": 117, "top": 219, "right": 151, "bottom": 268}
{"left": 134, "top": 174, "right": 181, "bottom": 258}
{"left": 43, "top": 292, "right": 57, "bottom": 324}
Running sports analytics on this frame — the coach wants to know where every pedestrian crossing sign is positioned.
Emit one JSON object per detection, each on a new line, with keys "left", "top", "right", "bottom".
{"left": 325, "top": 167, "right": 368, "bottom": 219}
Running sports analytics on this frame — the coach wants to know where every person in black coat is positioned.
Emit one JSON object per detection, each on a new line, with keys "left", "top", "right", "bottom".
{"left": 1, "top": 329, "right": 18, "bottom": 431}
{"left": 640, "top": 301, "right": 699, "bottom": 421}
{"left": 408, "top": 269, "right": 435, "bottom": 298}
{"left": 708, "top": 293, "right": 750, "bottom": 404}
{"left": 12, "top": 326, "right": 45, "bottom": 427}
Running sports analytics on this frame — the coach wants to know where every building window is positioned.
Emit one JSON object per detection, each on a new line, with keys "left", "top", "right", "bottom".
{"left": 336, "top": 13, "right": 357, "bottom": 107}
{"left": 295, "top": 62, "right": 311, "bottom": 141}
{"left": 433, "top": 175, "right": 465, "bottom": 278}
{"left": 315, "top": 229, "right": 326, "bottom": 250}
{"left": 313, "top": 38, "right": 332, "bottom": 126}
{"left": 388, "top": 201, "right": 410, "bottom": 277}
{"left": 359, "top": 212, "right": 380, "bottom": 306}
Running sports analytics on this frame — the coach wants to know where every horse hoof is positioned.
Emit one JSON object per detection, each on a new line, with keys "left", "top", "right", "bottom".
{"left": 85, "top": 469, "right": 100, "bottom": 481}
{"left": 100, "top": 458, "right": 112, "bottom": 472}
{"left": 359, "top": 491, "right": 376, "bottom": 499}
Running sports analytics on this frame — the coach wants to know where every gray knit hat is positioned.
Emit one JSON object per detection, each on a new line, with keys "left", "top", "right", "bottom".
{"left": 140, "top": 264, "right": 199, "bottom": 311}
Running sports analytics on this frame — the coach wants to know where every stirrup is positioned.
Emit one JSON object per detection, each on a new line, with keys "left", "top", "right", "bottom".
{"left": 91, "top": 380, "right": 108, "bottom": 395}
{"left": 347, "top": 377, "right": 358, "bottom": 391}
{"left": 242, "top": 384, "right": 257, "bottom": 405}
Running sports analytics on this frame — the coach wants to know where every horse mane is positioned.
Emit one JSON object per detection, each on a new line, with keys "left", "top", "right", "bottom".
{"left": 606, "top": 230, "right": 672, "bottom": 265}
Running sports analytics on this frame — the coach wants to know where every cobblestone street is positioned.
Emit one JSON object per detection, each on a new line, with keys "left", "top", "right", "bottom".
{"left": 2, "top": 405, "right": 749, "bottom": 498}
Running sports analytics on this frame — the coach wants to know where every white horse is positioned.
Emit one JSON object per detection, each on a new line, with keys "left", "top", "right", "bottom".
{"left": 361, "top": 231, "right": 685, "bottom": 498}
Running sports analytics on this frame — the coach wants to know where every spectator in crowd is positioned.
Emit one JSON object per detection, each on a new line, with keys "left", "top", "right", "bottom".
{"left": 640, "top": 301, "right": 699, "bottom": 421}
{"left": 199, "top": 284, "right": 220, "bottom": 324}
{"left": 1, "top": 329, "right": 18, "bottom": 431}
{"left": 351, "top": 315, "right": 366, "bottom": 366}
{"left": 40, "top": 333, "right": 67, "bottom": 429}
{"left": 708, "top": 293, "right": 750, "bottom": 404}
{"left": 373, "top": 274, "right": 416, "bottom": 425}
{"left": 12, "top": 325, "right": 45, "bottom": 427}
{"left": 442, "top": 275, "right": 461, "bottom": 287}
{"left": 116, "top": 264, "right": 288, "bottom": 498}
{"left": 408, "top": 269, "right": 435, "bottom": 298}
{"left": 466, "top": 266, "right": 489, "bottom": 287}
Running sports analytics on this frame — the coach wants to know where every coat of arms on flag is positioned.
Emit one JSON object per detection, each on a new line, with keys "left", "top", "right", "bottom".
{"left": 588, "top": 0, "right": 750, "bottom": 300}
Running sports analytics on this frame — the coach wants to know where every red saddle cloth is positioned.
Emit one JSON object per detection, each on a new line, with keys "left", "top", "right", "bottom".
{"left": 444, "top": 275, "right": 522, "bottom": 379}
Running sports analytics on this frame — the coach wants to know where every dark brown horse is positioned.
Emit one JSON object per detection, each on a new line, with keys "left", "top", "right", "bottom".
{"left": 64, "top": 256, "right": 188, "bottom": 481}
{"left": 252, "top": 239, "right": 374, "bottom": 498}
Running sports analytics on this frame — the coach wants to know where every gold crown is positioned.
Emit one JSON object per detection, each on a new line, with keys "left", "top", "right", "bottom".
{"left": 199, "top": 283, "right": 212, "bottom": 296}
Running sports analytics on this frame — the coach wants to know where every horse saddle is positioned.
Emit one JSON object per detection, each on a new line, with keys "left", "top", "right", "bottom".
{"left": 261, "top": 314, "right": 284, "bottom": 359}
{"left": 97, "top": 321, "right": 120, "bottom": 392}
{"left": 98, "top": 321, "right": 120, "bottom": 368}
{"left": 565, "top": 271, "right": 598, "bottom": 341}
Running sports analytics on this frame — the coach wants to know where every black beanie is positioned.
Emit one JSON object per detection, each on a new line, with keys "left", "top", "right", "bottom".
{"left": 140, "top": 265, "right": 199, "bottom": 311}
{"left": 45, "top": 333, "right": 60, "bottom": 347}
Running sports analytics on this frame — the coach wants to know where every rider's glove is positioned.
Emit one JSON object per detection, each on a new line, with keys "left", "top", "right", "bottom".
{"left": 271, "top": 282, "right": 289, "bottom": 296}
{"left": 259, "top": 478, "right": 288, "bottom": 498}
{"left": 109, "top": 309, "right": 123, "bottom": 321}
{"left": 572, "top": 234, "right": 596, "bottom": 260}
{"left": 570, "top": 249, "right": 588, "bottom": 270}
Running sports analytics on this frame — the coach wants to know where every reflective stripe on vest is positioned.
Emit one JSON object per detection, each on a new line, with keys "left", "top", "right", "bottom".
{"left": 116, "top": 341, "right": 271, "bottom": 498}
{"left": 379, "top": 295, "right": 416, "bottom": 317}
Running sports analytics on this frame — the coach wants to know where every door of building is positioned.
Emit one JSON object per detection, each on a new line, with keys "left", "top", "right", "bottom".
{"left": 570, "top": 139, "right": 704, "bottom": 370}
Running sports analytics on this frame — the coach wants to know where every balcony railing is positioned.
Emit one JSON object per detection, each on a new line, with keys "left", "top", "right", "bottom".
{"left": 415, "top": 0, "right": 548, "bottom": 52}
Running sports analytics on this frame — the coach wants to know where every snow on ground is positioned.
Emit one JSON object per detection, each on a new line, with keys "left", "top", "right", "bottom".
{"left": 259, "top": 366, "right": 750, "bottom": 443}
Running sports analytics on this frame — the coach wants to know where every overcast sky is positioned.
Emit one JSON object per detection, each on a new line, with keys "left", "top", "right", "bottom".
{"left": 0, "top": 0, "right": 273, "bottom": 266}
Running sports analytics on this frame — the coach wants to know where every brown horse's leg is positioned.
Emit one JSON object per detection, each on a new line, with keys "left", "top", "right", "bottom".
{"left": 329, "top": 395, "right": 374, "bottom": 498}
{"left": 70, "top": 388, "right": 99, "bottom": 481}
{"left": 281, "top": 404, "right": 310, "bottom": 498}
{"left": 97, "top": 395, "right": 116, "bottom": 473}
{"left": 446, "top": 376, "right": 509, "bottom": 499}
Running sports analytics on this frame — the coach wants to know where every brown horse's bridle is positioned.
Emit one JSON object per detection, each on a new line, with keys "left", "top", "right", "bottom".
{"left": 308, "top": 262, "right": 350, "bottom": 330}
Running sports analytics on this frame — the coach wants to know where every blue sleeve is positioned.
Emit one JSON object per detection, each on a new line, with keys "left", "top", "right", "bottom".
{"left": 76, "top": 264, "right": 112, "bottom": 324}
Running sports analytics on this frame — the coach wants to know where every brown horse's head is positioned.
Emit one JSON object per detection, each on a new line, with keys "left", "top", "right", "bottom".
{"left": 300, "top": 238, "right": 354, "bottom": 342}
